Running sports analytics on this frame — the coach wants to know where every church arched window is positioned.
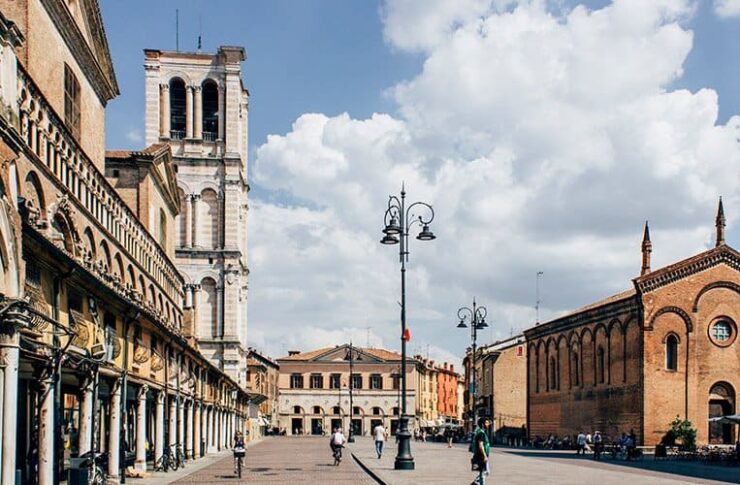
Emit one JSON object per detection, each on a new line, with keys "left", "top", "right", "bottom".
{"left": 202, "top": 79, "right": 219, "bottom": 140}
{"left": 665, "top": 334, "right": 678, "bottom": 371}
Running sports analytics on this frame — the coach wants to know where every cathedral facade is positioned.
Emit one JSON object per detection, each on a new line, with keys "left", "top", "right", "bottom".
{"left": 143, "top": 47, "right": 251, "bottom": 386}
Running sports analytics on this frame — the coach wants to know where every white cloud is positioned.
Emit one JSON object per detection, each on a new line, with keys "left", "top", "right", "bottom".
{"left": 714, "top": 0, "right": 740, "bottom": 18}
{"left": 250, "top": 0, "right": 740, "bottom": 363}
{"left": 125, "top": 127, "right": 143, "bottom": 144}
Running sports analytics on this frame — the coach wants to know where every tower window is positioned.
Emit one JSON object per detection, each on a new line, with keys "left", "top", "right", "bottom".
{"left": 202, "top": 79, "right": 219, "bottom": 140}
{"left": 169, "top": 78, "right": 186, "bottom": 138}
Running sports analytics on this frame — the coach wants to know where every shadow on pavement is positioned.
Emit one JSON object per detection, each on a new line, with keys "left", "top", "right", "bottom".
{"left": 498, "top": 448, "right": 740, "bottom": 484}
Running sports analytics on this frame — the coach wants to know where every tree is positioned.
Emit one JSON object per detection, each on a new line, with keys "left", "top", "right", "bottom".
{"left": 665, "top": 416, "right": 697, "bottom": 450}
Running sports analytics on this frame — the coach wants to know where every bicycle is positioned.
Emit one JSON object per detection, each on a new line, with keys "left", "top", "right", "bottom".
{"left": 156, "top": 446, "right": 177, "bottom": 472}
{"left": 234, "top": 445, "right": 246, "bottom": 478}
{"left": 332, "top": 445, "right": 343, "bottom": 466}
{"left": 176, "top": 443, "right": 186, "bottom": 469}
{"left": 79, "top": 451, "right": 107, "bottom": 485}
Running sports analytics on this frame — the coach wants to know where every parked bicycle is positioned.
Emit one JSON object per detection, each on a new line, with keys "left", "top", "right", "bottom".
{"left": 156, "top": 445, "right": 178, "bottom": 472}
{"left": 176, "top": 443, "right": 186, "bottom": 469}
{"left": 78, "top": 451, "right": 107, "bottom": 485}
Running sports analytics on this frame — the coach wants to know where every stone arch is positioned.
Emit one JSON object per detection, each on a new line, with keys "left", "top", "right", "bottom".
{"left": 648, "top": 306, "right": 693, "bottom": 333}
{"left": 114, "top": 252, "right": 124, "bottom": 283}
{"left": 557, "top": 335, "right": 568, "bottom": 391}
{"left": 693, "top": 281, "right": 740, "bottom": 312}
{"left": 98, "top": 240, "right": 111, "bottom": 271}
{"left": 138, "top": 275, "right": 146, "bottom": 296}
{"left": 0, "top": 198, "right": 20, "bottom": 297}
{"left": 536, "top": 340, "right": 546, "bottom": 394}
{"left": 148, "top": 283, "right": 156, "bottom": 304}
{"left": 199, "top": 276, "right": 218, "bottom": 339}
{"left": 708, "top": 382, "right": 736, "bottom": 444}
{"left": 22, "top": 171, "right": 45, "bottom": 223}
{"left": 624, "top": 317, "right": 641, "bottom": 384}
{"left": 528, "top": 343, "right": 538, "bottom": 394}
{"left": 50, "top": 210, "right": 76, "bottom": 255}
{"left": 83, "top": 227, "right": 96, "bottom": 260}
{"left": 581, "top": 327, "right": 595, "bottom": 387}
{"left": 127, "top": 264, "right": 136, "bottom": 290}
{"left": 200, "top": 188, "right": 219, "bottom": 249}
{"left": 594, "top": 324, "right": 609, "bottom": 385}
{"left": 609, "top": 319, "right": 625, "bottom": 384}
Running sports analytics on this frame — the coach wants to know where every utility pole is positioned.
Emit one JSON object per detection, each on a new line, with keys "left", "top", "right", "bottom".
{"left": 535, "top": 271, "right": 544, "bottom": 325}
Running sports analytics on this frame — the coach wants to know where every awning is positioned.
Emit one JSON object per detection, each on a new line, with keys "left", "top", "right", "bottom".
{"left": 709, "top": 414, "right": 740, "bottom": 424}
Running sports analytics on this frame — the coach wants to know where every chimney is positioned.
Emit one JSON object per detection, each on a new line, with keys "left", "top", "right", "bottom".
{"left": 288, "top": 350, "right": 300, "bottom": 356}
{"left": 450, "top": 364, "right": 454, "bottom": 372}
{"left": 716, "top": 197, "right": 726, "bottom": 247}
{"left": 641, "top": 221, "right": 652, "bottom": 276}
{"left": 443, "top": 362, "right": 448, "bottom": 370}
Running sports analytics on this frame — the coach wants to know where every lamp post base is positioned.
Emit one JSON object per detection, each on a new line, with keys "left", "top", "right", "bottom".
{"left": 394, "top": 416, "right": 415, "bottom": 470}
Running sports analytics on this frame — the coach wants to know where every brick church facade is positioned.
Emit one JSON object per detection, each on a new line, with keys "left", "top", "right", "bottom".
{"left": 525, "top": 200, "right": 739, "bottom": 446}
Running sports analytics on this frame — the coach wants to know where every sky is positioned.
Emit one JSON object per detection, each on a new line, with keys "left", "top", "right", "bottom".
{"left": 102, "top": 0, "right": 740, "bottom": 366}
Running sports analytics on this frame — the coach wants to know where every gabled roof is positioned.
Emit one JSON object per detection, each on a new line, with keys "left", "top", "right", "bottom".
{"left": 106, "top": 144, "right": 180, "bottom": 214}
{"left": 634, "top": 244, "right": 740, "bottom": 294}
{"left": 278, "top": 344, "right": 404, "bottom": 363}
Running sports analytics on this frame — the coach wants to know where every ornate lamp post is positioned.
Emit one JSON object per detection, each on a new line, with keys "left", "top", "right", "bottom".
{"left": 380, "top": 184, "right": 435, "bottom": 470}
{"left": 343, "top": 342, "right": 361, "bottom": 442}
{"left": 457, "top": 299, "right": 488, "bottom": 433}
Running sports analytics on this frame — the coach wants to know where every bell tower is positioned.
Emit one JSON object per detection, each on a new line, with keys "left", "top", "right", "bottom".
{"left": 143, "top": 46, "right": 250, "bottom": 386}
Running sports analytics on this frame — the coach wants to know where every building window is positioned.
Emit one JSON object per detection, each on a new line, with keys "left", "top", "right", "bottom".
{"left": 290, "top": 374, "right": 303, "bottom": 389}
{"left": 372, "top": 407, "right": 381, "bottom": 416}
{"left": 310, "top": 374, "right": 323, "bottom": 389}
{"left": 392, "top": 407, "right": 399, "bottom": 416}
{"left": 392, "top": 374, "right": 400, "bottom": 390}
{"left": 169, "top": 78, "right": 186, "bottom": 138}
{"left": 64, "top": 64, "right": 80, "bottom": 139}
{"left": 159, "top": 208, "right": 167, "bottom": 248}
{"left": 202, "top": 79, "right": 219, "bottom": 139}
{"left": 353, "top": 406, "right": 361, "bottom": 415}
{"left": 293, "top": 406, "right": 301, "bottom": 414}
{"left": 370, "top": 374, "right": 382, "bottom": 390}
{"left": 666, "top": 335, "right": 678, "bottom": 371}
{"left": 597, "top": 346, "right": 605, "bottom": 384}
{"left": 313, "top": 406, "right": 321, "bottom": 414}
{"left": 571, "top": 352, "right": 580, "bottom": 387}
{"left": 329, "top": 373, "right": 341, "bottom": 389}
{"left": 332, "top": 406, "right": 341, "bottom": 415}
{"left": 351, "top": 374, "right": 362, "bottom": 390}
{"left": 548, "top": 356, "right": 557, "bottom": 390}
{"left": 709, "top": 319, "right": 736, "bottom": 347}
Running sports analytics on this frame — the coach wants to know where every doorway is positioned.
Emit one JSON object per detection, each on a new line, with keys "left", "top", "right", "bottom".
{"left": 311, "top": 418, "right": 324, "bottom": 435}
{"left": 351, "top": 418, "right": 362, "bottom": 437}
{"left": 291, "top": 418, "right": 304, "bottom": 435}
{"left": 709, "top": 382, "right": 735, "bottom": 444}
{"left": 330, "top": 418, "right": 342, "bottom": 433}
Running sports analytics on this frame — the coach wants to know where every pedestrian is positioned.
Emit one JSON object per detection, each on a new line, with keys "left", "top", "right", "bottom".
{"left": 585, "top": 431, "right": 592, "bottom": 454}
{"left": 470, "top": 417, "right": 491, "bottom": 485}
{"left": 576, "top": 431, "right": 586, "bottom": 455}
{"left": 445, "top": 426, "right": 454, "bottom": 448}
{"left": 373, "top": 422, "right": 388, "bottom": 459}
{"left": 593, "top": 431, "right": 603, "bottom": 460}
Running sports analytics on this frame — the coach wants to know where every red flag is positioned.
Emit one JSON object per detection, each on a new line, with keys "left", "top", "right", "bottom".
{"left": 403, "top": 328, "right": 411, "bottom": 342}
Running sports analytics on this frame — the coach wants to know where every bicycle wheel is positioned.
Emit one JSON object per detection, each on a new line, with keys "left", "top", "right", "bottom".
{"left": 92, "top": 466, "right": 106, "bottom": 485}
{"left": 237, "top": 457, "right": 242, "bottom": 478}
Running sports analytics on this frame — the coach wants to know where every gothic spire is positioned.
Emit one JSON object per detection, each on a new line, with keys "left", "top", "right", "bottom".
{"left": 716, "top": 197, "right": 726, "bottom": 247}
{"left": 641, "top": 220, "right": 652, "bottom": 276}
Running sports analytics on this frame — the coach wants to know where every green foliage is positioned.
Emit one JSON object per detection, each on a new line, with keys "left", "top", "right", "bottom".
{"left": 665, "top": 416, "right": 697, "bottom": 450}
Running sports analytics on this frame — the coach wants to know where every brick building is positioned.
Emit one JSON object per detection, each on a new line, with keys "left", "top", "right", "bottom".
{"left": 246, "top": 348, "right": 280, "bottom": 431}
{"left": 437, "top": 362, "right": 460, "bottom": 424}
{"left": 525, "top": 204, "right": 739, "bottom": 446}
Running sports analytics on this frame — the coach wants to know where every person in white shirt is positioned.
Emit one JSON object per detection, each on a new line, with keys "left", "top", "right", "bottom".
{"left": 373, "top": 424, "right": 388, "bottom": 459}
{"left": 576, "top": 431, "right": 587, "bottom": 455}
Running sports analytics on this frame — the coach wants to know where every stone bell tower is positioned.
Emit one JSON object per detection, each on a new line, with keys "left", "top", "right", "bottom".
{"left": 143, "top": 46, "right": 250, "bottom": 386}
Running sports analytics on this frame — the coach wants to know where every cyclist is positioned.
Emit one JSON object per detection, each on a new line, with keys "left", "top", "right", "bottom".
{"left": 329, "top": 427, "right": 346, "bottom": 463}
{"left": 233, "top": 431, "right": 246, "bottom": 475}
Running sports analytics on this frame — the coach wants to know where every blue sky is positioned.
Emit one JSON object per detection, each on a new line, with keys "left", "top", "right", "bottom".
{"left": 102, "top": 1, "right": 740, "bottom": 362}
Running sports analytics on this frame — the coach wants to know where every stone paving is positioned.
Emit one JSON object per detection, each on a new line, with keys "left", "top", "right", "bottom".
{"left": 350, "top": 437, "right": 740, "bottom": 484}
{"left": 167, "top": 436, "right": 376, "bottom": 484}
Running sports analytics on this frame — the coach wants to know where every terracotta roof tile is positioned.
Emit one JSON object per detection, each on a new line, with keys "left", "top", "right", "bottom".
{"left": 105, "top": 150, "right": 132, "bottom": 159}
{"left": 278, "top": 345, "right": 403, "bottom": 362}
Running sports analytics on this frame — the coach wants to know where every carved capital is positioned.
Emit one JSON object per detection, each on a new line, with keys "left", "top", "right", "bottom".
{"left": 160, "top": 83, "right": 170, "bottom": 92}
{"left": 137, "top": 384, "right": 149, "bottom": 400}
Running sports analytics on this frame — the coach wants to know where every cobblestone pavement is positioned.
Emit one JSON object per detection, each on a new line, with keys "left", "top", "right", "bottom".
{"left": 351, "top": 438, "right": 739, "bottom": 484}
{"left": 168, "top": 436, "right": 377, "bottom": 484}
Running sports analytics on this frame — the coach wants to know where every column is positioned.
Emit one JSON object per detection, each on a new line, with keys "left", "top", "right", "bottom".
{"left": 194, "top": 86, "right": 203, "bottom": 139}
{"left": 186, "top": 400, "right": 194, "bottom": 458}
{"left": 155, "top": 391, "right": 165, "bottom": 464}
{"left": 178, "top": 398, "right": 185, "bottom": 452}
{"left": 0, "top": 331, "right": 19, "bottom": 485}
{"left": 192, "top": 285, "right": 201, "bottom": 338}
{"left": 185, "top": 85, "right": 194, "bottom": 139}
{"left": 216, "top": 409, "right": 222, "bottom": 450}
{"left": 184, "top": 194, "right": 194, "bottom": 248}
{"left": 216, "top": 285, "right": 224, "bottom": 339}
{"left": 193, "top": 402, "right": 201, "bottom": 458}
{"left": 184, "top": 284, "right": 193, "bottom": 309}
{"left": 160, "top": 83, "right": 170, "bottom": 138}
{"left": 168, "top": 396, "right": 177, "bottom": 450}
{"left": 217, "top": 191, "right": 225, "bottom": 249}
{"left": 208, "top": 406, "right": 215, "bottom": 453}
{"left": 135, "top": 385, "right": 148, "bottom": 472}
{"left": 107, "top": 379, "right": 121, "bottom": 478}
{"left": 38, "top": 376, "right": 54, "bottom": 485}
{"left": 78, "top": 380, "right": 93, "bottom": 455}
{"left": 217, "top": 84, "right": 225, "bottom": 141}
{"left": 191, "top": 194, "right": 201, "bottom": 248}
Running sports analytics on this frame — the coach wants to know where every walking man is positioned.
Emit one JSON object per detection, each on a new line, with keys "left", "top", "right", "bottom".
{"left": 373, "top": 422, "right": 388, "bottom": 459}
{"left": 471, "top": 417, "right": 491, "bottom": 485}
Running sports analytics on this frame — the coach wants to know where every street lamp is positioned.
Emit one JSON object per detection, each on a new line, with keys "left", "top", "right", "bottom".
{"left": 457, "top": 299, "right": 488, "bottom": 434}
{"left": 343, "top": 342, "right": 362, "bottom": 443}
{"left": 380, "top": 184, "right": 435, "bottom": 470}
